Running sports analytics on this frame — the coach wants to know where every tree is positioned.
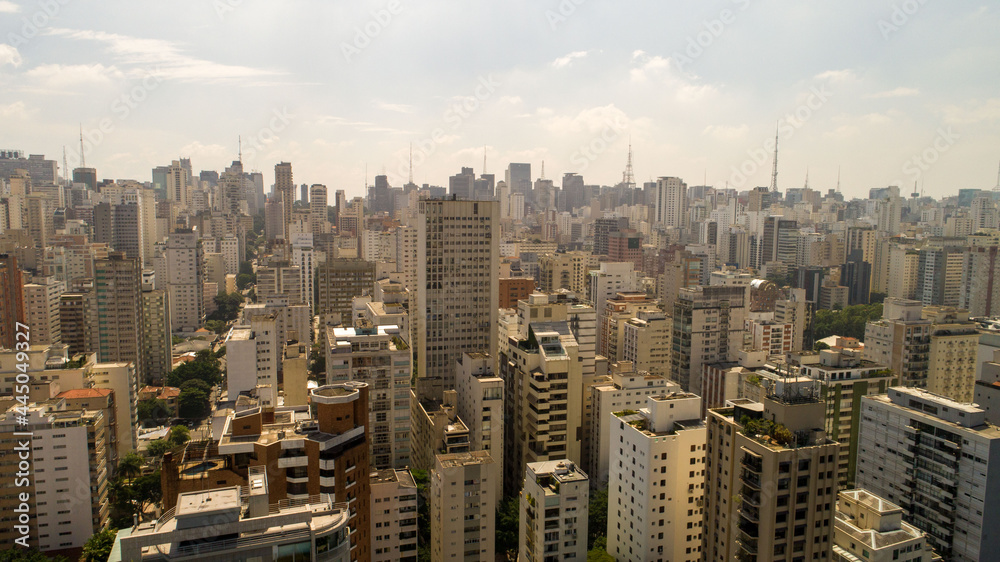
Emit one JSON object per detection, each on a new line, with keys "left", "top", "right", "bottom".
{"left": 208, "top": 292, "right": 244, "bottom": 322}
{"left": 168, "top": 425, "right": 191, "bottom": 446}
{"left": 178, "top": 387, "right": 209, "bottom": 418}
{"left": 495, "top": 495, "right": 519, "bottom": 557}
{"left": 82, "top": 527, "right": 118, "bottom": 562}
{"left": 812, "top": 303, "right": 883, "bottom": 341}
{"left": 117, "top": 452, "right": 143, "bottom": 484}
{"left": 0, "top": 549, "right": 67, "bottom": 561}
{"left": 587, "top": 536, "right": 614, "bottom": 562}
{"left": 166, "top": 349, "right": 222, "bottom": 387}
{"left": 215, "top": 345, "right": 227, "bottom": 358}
{"left": 411, "top": 469, "right": 431, "bottom": 562}
{"left": 146, "top": 439, "right": 171, "bottom": 459}
{"left": 588, "top": 487, "right": 609, "bottom": 549}
{"left": 236, "top": 273, "right": 254, "bottom": 290}
{"left": 204, "top": 320, "right": 228, "bottom": 334}
{"left": 309, "top": 343, "right": 325, "bottom": 377}
{"left": 137, "top": 399, "right": 169, "bottom": 423}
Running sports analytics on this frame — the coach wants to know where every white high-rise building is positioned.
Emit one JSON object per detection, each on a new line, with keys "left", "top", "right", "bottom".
{"left": 589, "top": 362, "right": 679, "bottom": 483}
{"left": 856, "top": 387, "right": 1000, "bottom": 561}
{"left": 588, "top": 262, "right": 638, "bottom": 353}
{"left": 164, "top": 230, "right": 204, "bottom": 332}
{"left": 225, "top": 320, "right": 278, "bottom": 406}
{"left": 455, "top": 352, "right": 504, "bottom": 499}
{"left": 370, "top": 469, "right": 419, "bottom": 562}
{"left": 431, "top": 450, "right": 496, "bottom": 561}
{"left": 607, "top": 393, "right": 706, "bottom": 562}
{"left": 519, "top": 460, "right": 589, "bottom": 562}
{"left": 653, "top": 176, "right": 687, "bottom": 228}
{"left": 23, "top": 276, "right": 65, "bottom": 346}
{"left": 89, "top": 362, "right": 138, "bottom": 459}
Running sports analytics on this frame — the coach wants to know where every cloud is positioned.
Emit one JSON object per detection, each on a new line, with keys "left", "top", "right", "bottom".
{"left": 499, "top": 95, "right": 522, "bottom": 105}
{"left": 375, "top": 101, "right": 413, "bottom": 113}
{"left": 942, "top": 98, "right": 1000, "bottom": 124}
{"left": 0, "top": 1, "right": 19, "bottom": 13}
{"left": 552, "top": 50, "right": 590, "bottom": 69}
{"left": 814, "top": 69, "right": 855, "bottom": 83}
{"left": 542, "top": 104, "right": 630, "bottom": 136}
{"left": 0, "top": 101, "right": 32, "bottom": 119}
{"left": 0, "top": 44, "right": 21, "bottom": 67}
{"left": 702, "top": 124, "right": 749, "bottom": 140}
{"left": 630, "top": 53, "right": 670, "bottom": 83}
{"left": 44, "top": 28, "right": 281, "bottom": 82}
{"left": 866, "top": 87, "right": 919, "bottom": 99}
{"left": 24, "top": 63, "right": 125, "bottom": 87}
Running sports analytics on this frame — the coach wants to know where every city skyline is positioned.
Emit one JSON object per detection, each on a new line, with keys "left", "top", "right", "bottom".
{"left": 1, "top": 1, "right": 998, "bottom": 200}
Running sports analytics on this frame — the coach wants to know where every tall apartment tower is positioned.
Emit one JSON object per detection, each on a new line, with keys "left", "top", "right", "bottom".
{"left": 671, "top": 284, "right": 749, "bottom": 397}
{"left": 653, "top": 176, "right": 687, "bottom": 228}
{"left": 0, "top": 404, "right": 110, "bottom": 553}
{"left": 430, "top": 450, "right": 497, "bottom": 561}
{"left": 505, "top": 162, "right": 531, "bottom": 195}
{"left": 22, "top": 276, "right": 65, "bottom": 346}
{"left": 140, "top": 272, "right": 171, "bottom": 383}
{"left": 607, "top": 393, "right": 706, "bottom": 562}
{"left": 863, "top": 298, "right": 931, "bottom": 389}
{"left": 164, "top": 230, "right": 204, "bottom": 332}
{"left": 275, "top": 162, "right": 294, "bottom": 234}
{"left": 316, "top": 258, "right": 376, "bottom": 326}
{"left": 95, "top": 253, "right": 146, "bottom": 382}
{"left": 166, "top": 160, "right": 189, "bottom": 209}
{"left": 455, "top": 352, "right": 504, "bottom": 499}
{"left": 703, "top": 386, "right": 840, "bottom": 562}
{"left": 310, "top": 183, "right": 328, "bottom": 235}
{"left": 415, "top": 198, "right": 499, "bottom": 401}
{"left": 325, "top": 324, "right": 411, "bottom": 469}
{"left": 588, "top": 262, "right": 638, "bottom": 352}
{"left": 519, "top": 460, "right": 589, "bottom": 562}
{"left": 0, "top": 254, "right": 25, "bottom": 349}
{"left": 959, "top": 230, "right": 1000, "bottom": 316}
{"left": 856, "top": 387, "right": 1000, "bottom": 561}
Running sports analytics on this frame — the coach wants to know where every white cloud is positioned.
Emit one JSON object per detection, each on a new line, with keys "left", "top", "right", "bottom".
{"left": 814, "top": 69, "right": 855, "bottom": 83}
{"left": 24, "top": 63, "right": 124, "bottom": 87}
{"left": 542, "top": 104, "right": 630, "bottom": 136}
{"left": 552, "top": 50, "right": 590, "bottom": 69}
{"left": 0, "top": 101, "right": 31, "bottom": 118}
{"left": 0, "top": 44, "right": 22, "bottom": 67}
{"left": 500, "top": 95, "right": 522, "bottom": 105}
{"left": 630, "top": 54, "right": 670, "bottom": 83}
{"left": 44, "top": 28, "right": 281, "bottom": 82}
{"left": 375, "top": 101, "right": 413, "bottom": 113}
{"left": 867, "top": 87, "right": 919, "bottom": 99}
{"left": 943, "top": 98, "right": 1000, "bottom": 124}
{"left": 0, "top": 1, "right": 20, "bottom": 13}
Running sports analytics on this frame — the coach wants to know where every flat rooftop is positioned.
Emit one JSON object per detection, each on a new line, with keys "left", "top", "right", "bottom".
{"left": 176, "top": 487, "right": 241, "bottom": 516}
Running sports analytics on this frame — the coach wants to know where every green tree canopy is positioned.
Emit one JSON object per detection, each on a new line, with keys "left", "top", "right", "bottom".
{"left": 495, "top": 495, "right": 519, "bottom": 557}
{"left": 166, "top": 349, "right": 222, "bottom": 387}
{"left": 168, "top": 425, "right": 190, "bottom": 446}
{"left": 587, "top": 536, "right": 614, "bottom": 562}
{"left": 137, "top": 399, "right": 169, "bottom": 422}
{"left": 812, "top": 303, "right": 883, "bottom": 342}
{"left": 588, "top": 487, "right": 609, "bottom": 549}
{"left": 82, "top": 527, "right": 118, "bottom": 562}
{"left": 207, "top": 292, "right": 244, "bottom": 322}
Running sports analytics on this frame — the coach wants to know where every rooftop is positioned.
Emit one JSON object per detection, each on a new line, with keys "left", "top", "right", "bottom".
{"left": 57, "top": 388, "right": 112, "bottom": 400}
{"left": 437, "top": 449, "right": 493, "bottom": 469}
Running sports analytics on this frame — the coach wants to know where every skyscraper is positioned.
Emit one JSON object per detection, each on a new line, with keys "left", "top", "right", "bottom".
{"left": 505, "top": 162, "right": 531, "bottom": 195}
{"left": 163, "top": 230, "right": 204, "bottom": 332}
{"left": 95, "top": 253, "right": 145, "bottom": 381}
{"left": 0, "top": 254, "right": 25, "bottom": 349}
{"left": 653, "top": 176, "right": 687, "bottom": 228}
{"left": 275, "top": 161, "right": 294, "bottom": 234}
{"left": 310, "top": 183, "right": 328, "bottom": 235}
{"left": 415, "top": 199, "right": 498, "bottom": 400}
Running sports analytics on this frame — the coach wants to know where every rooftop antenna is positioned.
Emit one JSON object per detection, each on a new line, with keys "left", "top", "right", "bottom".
{"left": 78, "top": 124, "right": 86, "bottom": 168}
{"left": 622, "top": 136, "right": 635, "bottom": 185}
{"left": 238, "top": 135, "right": 242, "bottom": 164}
{"left": 541, "top": 160, "right": 546, "bottom": 181}
{"left": 769, "top": 122, "right": 778, "bottom": 193}
{"left": 408, "top": 143, "right": 413, "bottom": 185}
{"left": 804, "top": 167, "right": 809, "bottom": 189}
{"left": 836, "top": 165, "right": 841, "bottom": 193}
{"left": 993, "top": 160, "right": 1000, "bottom": 193}
{"left": 62, "top": 146, "right": 68, "bottom": 184}
{"left": 483, "top": 145, "right": 487, "bottom": 175}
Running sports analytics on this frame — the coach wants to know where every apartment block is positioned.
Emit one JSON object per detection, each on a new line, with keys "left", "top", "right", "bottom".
{"left": 704, "top": 386, "right": 840, "bottom": 562}
{"left": 163, "top": 230, "right": 204, "bottom": 332}
{"left": 371, "top": 468, "right": 418, "bottom": 562}
{"left": 856, "top": 387, "right": 1000, "bottom": 561}
{"left": 607, "top": 393, "right": 706, "bottom": 562}
{"left": 589, "top": 361, "right": 679, "bottom": 483}
{"left": 410, "top": 390, "right": 470, "bottom": 472}
{"left": 538, "top": 251, "right": 599, "bottom": 295}
{"left": 430, "top": 450, "right": 496, "bottom": 562}
{"left": 833, "top": 489, "right": 933, "bottom": 562}
{"left": 520, "top": 460, "right": 589, "bottom": 562}
{"left": 325, "top": 324, "right": 411, "bottom": 469}
{"left": 22, "top": 277, "right": 65, "bottom": 346}
{"left": 455, "top": 352, "right": 504, "bottom": 499}
{"left": 671, "top": 284, "right": 749, "bottom": 396}
{"left": 621, "top": 310, "right": 672, "bottom": 379}
{"left": 226, "top": 321, "right": 278, "bottom": 406}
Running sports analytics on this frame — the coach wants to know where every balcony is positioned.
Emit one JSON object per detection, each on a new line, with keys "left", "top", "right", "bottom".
{"left": 740, "top": 469, "right": 762, "bottom": 490}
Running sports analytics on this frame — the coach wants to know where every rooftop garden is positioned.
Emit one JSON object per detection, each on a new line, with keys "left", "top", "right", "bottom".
{"left": 739, "top": 415, "right": 794, "bottom": 447}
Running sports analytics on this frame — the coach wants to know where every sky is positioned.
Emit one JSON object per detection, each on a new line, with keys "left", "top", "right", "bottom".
{"left": 1, "top": 0, "right": 999, "bottom": 203}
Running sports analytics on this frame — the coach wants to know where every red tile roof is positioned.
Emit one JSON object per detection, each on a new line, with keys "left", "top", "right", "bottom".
{"left": 57, "top": 388, "right": 113, "bottom": 400}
